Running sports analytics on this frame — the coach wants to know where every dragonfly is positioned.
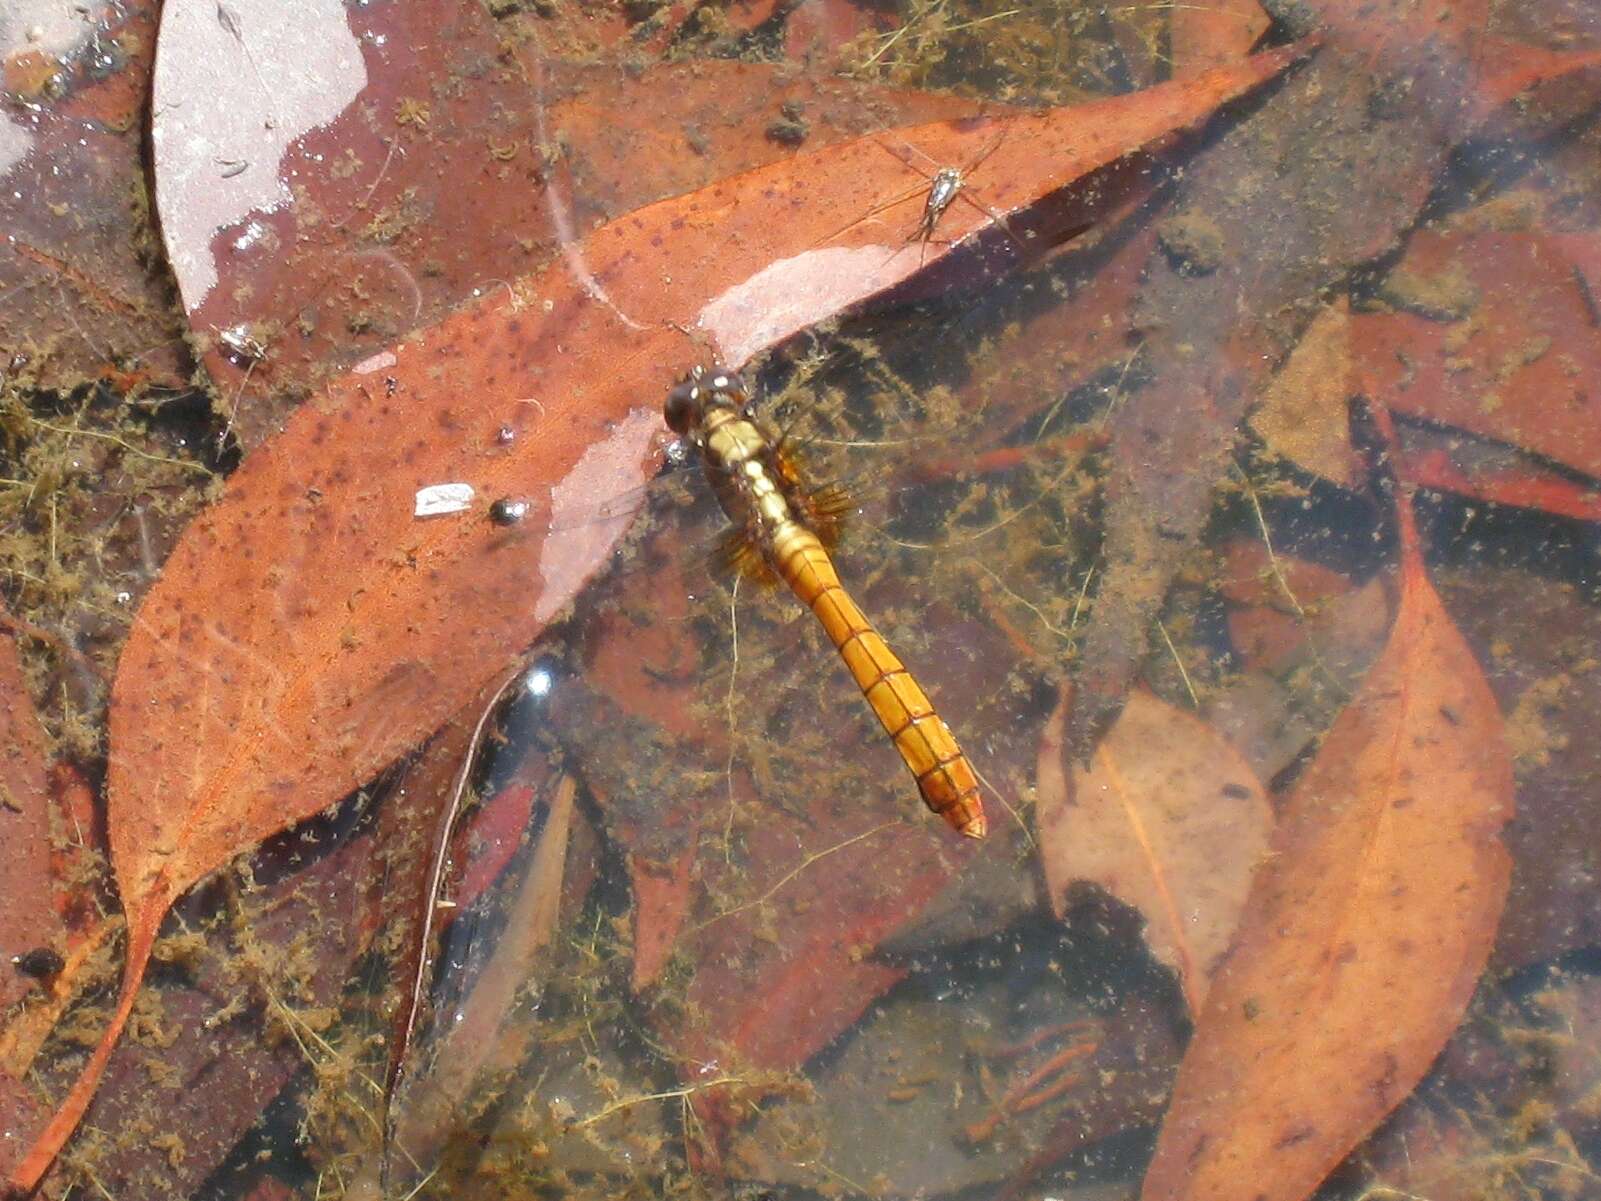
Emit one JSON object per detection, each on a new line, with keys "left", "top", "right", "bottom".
{"left": 663, "top": 363, "right": 987, "bottom": 839}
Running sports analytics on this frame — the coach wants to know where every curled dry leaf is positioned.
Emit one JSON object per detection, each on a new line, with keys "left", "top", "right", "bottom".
{"left": 1037, "top": 689, "right": 1271, "bottom": 1017}
{"left": 9, "top": 48, "right": 1310, "bottom": 1190}
{"left": 1138, "top": 417, "right": 1516, "bottom": 1201}
{"left": 374, "top": 775, "right": 578, "bottom": 1199}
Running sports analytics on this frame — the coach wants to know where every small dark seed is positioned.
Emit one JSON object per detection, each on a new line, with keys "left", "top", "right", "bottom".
{"left": 489, "top": 497, "right": 531, "bottom": 525}
{"left": 765, "top": 117, "right": 808, "bottom": 147}
{"left": 13, "top": 946, "right": 64, "bottom": 979}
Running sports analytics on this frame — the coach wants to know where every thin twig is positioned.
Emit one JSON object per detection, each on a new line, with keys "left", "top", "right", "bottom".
{"left": 29, "top": 418, "right": 212, "bottom": 476}
{"left": 1233, "top": 463, "right": 1352, "bottom": 699}
{"left": 943, "top": 10, "right": 1022, "bottom": 35}
{"left": 398, "top": 1162, "right": 442, "bottom": 1201}
{"left": 1155, "top": 619, "right": 1199, "bottom": 708}
{"left": 1068, "top": 564, "right": 1095, "bottom": 632}
{"left": 395, "top": 666, "right": 524, "bottom": 1090}
{"left": 569, "top": 1075, "right": 751, "bottom": 1130}
{"left": 332, "top": 136, "right": 402, "bottom": 229}
{"left": 690, "top": 821, "right": 899, "bottom": 933}
{"left": 722, "top": 576, "right": 742, "bottom": 861}
{"left": 1236, "top": 466, "right": 1309, "bottom": 621}
{"left": 968, "top": 558, "right": 1073, "bottom": 643}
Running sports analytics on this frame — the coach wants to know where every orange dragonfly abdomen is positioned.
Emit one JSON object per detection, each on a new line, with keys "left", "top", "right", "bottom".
{"left": 770, "top": 523, "right": 986, "bottom": 838}
{"left": 664, "top": 364, "right": 986, "bottom": 839}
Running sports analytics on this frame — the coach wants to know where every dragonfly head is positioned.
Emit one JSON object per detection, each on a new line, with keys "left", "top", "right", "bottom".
{"left": 664, "top": 364, "right": 749, "bottom": 436}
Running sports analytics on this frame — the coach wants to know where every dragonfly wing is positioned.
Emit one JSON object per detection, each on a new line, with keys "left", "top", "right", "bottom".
{"left": 802, "top": 481, "right": 855, "bottom": 550}
{"left": 712, "top": 525, "right": 780, "bottom": 589}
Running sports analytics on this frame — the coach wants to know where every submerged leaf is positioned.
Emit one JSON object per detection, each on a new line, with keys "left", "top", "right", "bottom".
{"left": 1037, "top": 689, "right": 1271, "bottom": 1016}
{"left": 1169, "top": 0, "right": 1269, "bottom": 72}
{"left": 377, "top": 775, "right": 578, "bottom": 1196}
{"left": 0, "top": 621, "right": 57, "bottom": 1182}
{"left": 1251, "top": 226, "right": 1601, "bottom": 521}
{"left": 1356, "top": 229, "right": 1601, "bottom": 481}
{"left": 1065, "top": 3, "right": 1601, "bottom": 760}
{"left": 1139, "top": 417, "right": 1516, "bottom": 1201}
{"left": 0, "top": 1, "right": 188, "bottom": 395}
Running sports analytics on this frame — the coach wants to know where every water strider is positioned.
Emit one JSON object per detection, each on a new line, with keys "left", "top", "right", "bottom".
{"left": 814, "top": 130, "right": 1015, "bottom": 267}
{"left": 910, "top": 164, "right": 967, "bottom": 247}
{"left": 663, "top": 363, "right": 987, "bottom": 839}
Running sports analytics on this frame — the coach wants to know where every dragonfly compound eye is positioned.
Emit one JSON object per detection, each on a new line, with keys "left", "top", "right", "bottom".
{"left": 664, "top": 376, "right": 701, "bottom": 434}
{"left": 12, "top": 946, "right": 64, "bottom": 979}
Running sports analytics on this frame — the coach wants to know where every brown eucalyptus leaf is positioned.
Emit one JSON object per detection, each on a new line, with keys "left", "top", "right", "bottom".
{"left": 1139, "top": 419, "right": 1516, "bottom": 1201}
{"left": 1037, "top": 689, "right": 1271, "bottom": 1016}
